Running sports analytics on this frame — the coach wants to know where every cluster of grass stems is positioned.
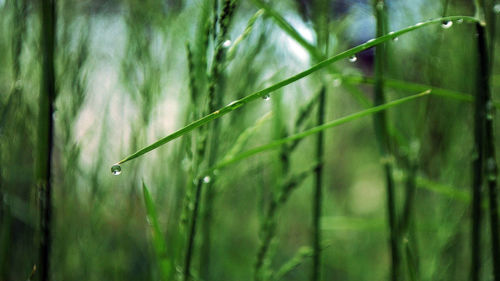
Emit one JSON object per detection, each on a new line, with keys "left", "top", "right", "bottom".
{"left": 0, "top": 0, "right": 498, "bottom": 280}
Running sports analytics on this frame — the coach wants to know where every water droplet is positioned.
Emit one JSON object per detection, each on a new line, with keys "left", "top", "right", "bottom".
{"left": 348, "top": 55, "right": 357, "bottom": 62}
{"left": 262, "top": 94, "right": 270, "bottom": 101}
{"left": 392, "top": 37, "right": 399, "bottom": 42}
{"left": 203, "top": 176, "right": 211, "bottom": 183}
{"left": 332, "top": 78, "right": 342, "bottom": 87}
{"left": 494, "top": 4, "right": 500, "bottom": 14}
{"left": 415, "top": 22, "right": 424, "bottom": 27}
{"left": 227, "top": 100, "right": 243, "bottom": 109}
{"left": 441, "top": 20, "right": 453, "bottom": 29}
{"left": 367, "top": 38, "right": 375, "bottom": 44}
{"left": 457, "top": 19, "right": 464, "bottom": 24}
{"left": 222, "top": 40, "right": 232, "bottom": 48}
{"left": 111, "top": 164, "right": 122, "bottom": 175}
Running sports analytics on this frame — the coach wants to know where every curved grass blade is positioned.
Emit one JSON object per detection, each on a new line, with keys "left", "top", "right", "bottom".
{"left": 116, "top": 16, "right": 478, "bottom": 165}
{"left": 341, "top": 75, "right": 474, "bottom": 103}
{"left": 142, "top": 182, "right": 172, "bottom": 280}
{"left": 208, "top": 90, "right": 431, "bottom": 173}
{"left": 415, "top": 176, "right": 470, "bottom": 203}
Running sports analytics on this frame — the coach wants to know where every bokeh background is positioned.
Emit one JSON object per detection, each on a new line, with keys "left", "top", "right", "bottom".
{"left": 1, "top": 0, "right": 500, "bottom": 280}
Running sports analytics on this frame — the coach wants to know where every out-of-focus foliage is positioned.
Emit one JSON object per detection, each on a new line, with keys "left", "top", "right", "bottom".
{"left": 1, "top": 0, "right": 499, "bottom": 280}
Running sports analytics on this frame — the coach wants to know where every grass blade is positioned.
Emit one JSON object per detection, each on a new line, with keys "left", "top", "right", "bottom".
{"left": 116, "top": 16, "right": 478, "bottom": 165}
{"left": 210, "top": 90, "right": 431, "bottom": 173}
{"left": 142, "top": 182, "right": 172, "bottom": 280}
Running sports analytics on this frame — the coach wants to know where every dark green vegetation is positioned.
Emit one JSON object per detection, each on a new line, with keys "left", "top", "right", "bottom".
{"left": 1, "top": 0, "right": 500, "bottom": 280}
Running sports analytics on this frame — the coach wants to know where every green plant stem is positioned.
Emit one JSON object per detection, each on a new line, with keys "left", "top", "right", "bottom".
{"left": 199, "top": 2, "right": 237, "bottom": 279}
{"left": 475, "top": 20, "right": 500, "bottom": 281}
{"left": 116, "top": 16, "right": 476, "bottom": 165}
{"left": 471, "top": 22, "right": 486, "bottom": 281}
{"left": 312, "top": 86, "right": 325, "bottom": 281}
{"left": 373, "top": 2, "right": 400, "bottom": 280}
{"left": 184, "top": 178, "right": 203, "bottom": 281}
{"left": 38, "top": 0, "right": 56, "bottom": 280}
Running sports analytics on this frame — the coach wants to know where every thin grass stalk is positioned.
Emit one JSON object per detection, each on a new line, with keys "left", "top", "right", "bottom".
{"left": 481, "top": 1, "right": 500, "bottom": 278}
{"left": 116, "top": 16, "right": 478, "bottom": 166}
{"left": 254, "top": 91, "right": 319, "bottom": 280}
{"left": 311, "top": 1, "right": 328, "bottom": 279}
{"left": 471, "top": 22, "right": 486, "bottom": 281}
{"left": 373, "top": 1, "right": 400, "bottom": 280}
{"left": 476, "top": 19, "right": 500, "bottom": 280}
{"left": 312, "top": 86, "right": 325, "bottom": 281}
{"left": 183, "top": 178, "right": 203, "bottom": 281}
{"left": 37, "top": 0, "right": 56, "bottom": 280}
{"left": 199, "top": 1, "right": 237, "bottom": 279}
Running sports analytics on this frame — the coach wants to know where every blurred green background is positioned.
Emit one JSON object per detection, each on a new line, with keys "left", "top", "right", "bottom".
{"left": 1, "top": 0, "right": 500, "bottom": 280}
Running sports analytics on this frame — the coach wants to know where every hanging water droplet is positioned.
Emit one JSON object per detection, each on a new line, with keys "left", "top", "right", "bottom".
{"left": 348, "top": 55, "right": 357, "bottom": 62}
{"left": 262, "top": 94, "right": 270, "bottom": 101}
{"left": 457, "top": 19, "right": 464, "bottom": 24}
{"left": 392, "top": 37, "right": 399, "bottom": 42}
{"left": 222, "top": 39, "right": 232, "bottom": 48}
{"left": 494, "top": 4, "right": 500, "bottom": 14}
{"left": 203, "top": 176, "right": 211, "bottom": 183}
{"left": 441, "top": 20, "right": 453, "bottom": 29}
{"left": 227, "top": 100, "right": 243, "bottom": 110}
{"left": 111, "top": 164, "right": 122, "bottom": 175}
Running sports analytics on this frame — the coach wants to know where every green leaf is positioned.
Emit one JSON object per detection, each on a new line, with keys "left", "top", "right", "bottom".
{"left": 210, "top": 90, "right": 431, "bottom": 173}
{"left": 142, "top": 182, "right": 172, "bottom": 280}
{"left": 116, "top": 16, "right": 479, "bottom": 165}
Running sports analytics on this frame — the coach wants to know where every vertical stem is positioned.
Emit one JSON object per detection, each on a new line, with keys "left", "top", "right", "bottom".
{"left": 312, "top": 86, "right": 325, "bottom": 281}
{"left": 184, "top": 178, "right": 203, "bottom": 281}
{"left": 476, "top": 20, "right": 500, "bottom": 281}
{"left": 38, "top": 0, "right": 56, "bottom": 280}
{"left": 373, "top": 1, "right": 399, "bottom": 280}
{"left": 471, "top": 22, "right": 486, "bottom": 281}
{"left": 199, "top": 2, "right": 236, "bottom": 279}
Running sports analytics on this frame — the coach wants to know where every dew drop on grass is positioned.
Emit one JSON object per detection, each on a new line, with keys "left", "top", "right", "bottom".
{"left": 262, "top": 94, "right": 270, "bottom": 101}
{"left": 222, "top": 40, "right": 232, "bottom": 48}
{"left": 457, "top": 19, "right": 464, "bottom": 24}
{"left": 441, "top": 20, "right": 453, "bottom": 29}
{"left": 111, "top": 164, "right": 122, "bottom": 176}
{"left": 494, "top": 4, "right": 500, "bottom": 14}
{"left": 392, "top": 37, "right": 399, "bottom": 42}
{"left": 203, "top": 176, "right": 211, "bottom": 183}
{"left": 348, "top": 55, "right": 357, "bottom": 62}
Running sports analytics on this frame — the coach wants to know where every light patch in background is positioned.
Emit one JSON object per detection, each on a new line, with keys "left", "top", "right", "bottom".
{"left": 278, "top": 13, "right": 315, "bottom": 65}
{"left": 75, "top": 15, "right": 130, "bottom": 169}
{"left": 350, "top": 176, "right": 384, "bottom": 215}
